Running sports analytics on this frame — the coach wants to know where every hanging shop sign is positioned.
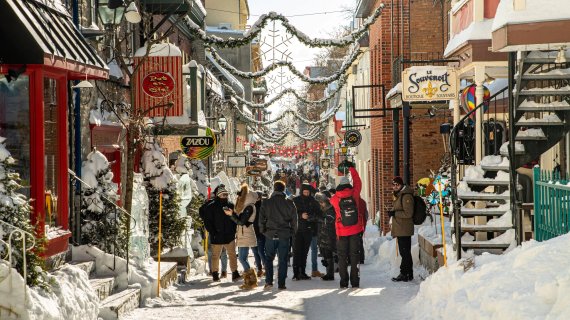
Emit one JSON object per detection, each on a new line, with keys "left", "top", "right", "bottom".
{"left": 134, "top": 44, "right": 183, "bottom": 117}
{"left": 345, "top": 130, "right": 362, "bottom": 147}
{"left": 402, "top": 66, "right": 458, "bottom": 102}
{"left": 321, "top": 158, "right": 331, "bottom": 170}
{"left": 251, "top": 158, "right": 268, "bottom": 171}
{"left": 246, "top": 166, "right": 262, "bottom": 176}
{"left": 180, "top": 127, "right": 217, "bottom": 160}
{"left": 227, "top": 156, "right": 247, "bottom": 168}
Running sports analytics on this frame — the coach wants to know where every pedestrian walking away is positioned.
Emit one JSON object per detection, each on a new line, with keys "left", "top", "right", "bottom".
{"left": 259, "top": 181, "right": 298, "bottom": 290}
{"left": 388, "top": 176, "right": 415, "bottom": 282}
{"left": 330, "top": 161, "right": 365, "bottom": 289}
{"left": 253, "top": 191, "right": 267, "bottom": 278}
{"left": 203, "top": 185, "right": 240, "bottom": 282}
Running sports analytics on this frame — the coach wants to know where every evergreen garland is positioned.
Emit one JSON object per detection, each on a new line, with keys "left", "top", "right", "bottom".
{"left": 184, "top": 4, "right": 385, "bottom": 48}
{"left": 0, "top": 138, "right": 47, "bottom": 288}
{"left": 81, "top": 151, "right": 127, "bottom": 258}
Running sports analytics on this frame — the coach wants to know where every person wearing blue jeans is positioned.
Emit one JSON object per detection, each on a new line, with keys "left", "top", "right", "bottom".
{"left": 310, "top": 235, "right": 323, "bottom": 277}
{"left": 265, "top": 237, "right": 290, "bottom": 288}
{"left": 258, "top": 181, "right": 298, "bottom": 290}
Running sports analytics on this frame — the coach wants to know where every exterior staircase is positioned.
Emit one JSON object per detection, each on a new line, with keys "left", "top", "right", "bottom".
{"left": 451, "top": 49, "right": 570, "bottom": 256}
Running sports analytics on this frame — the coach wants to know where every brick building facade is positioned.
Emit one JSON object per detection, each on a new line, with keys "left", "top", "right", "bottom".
{"left": 368, "top": 0, "right": 451, "bottom": 234}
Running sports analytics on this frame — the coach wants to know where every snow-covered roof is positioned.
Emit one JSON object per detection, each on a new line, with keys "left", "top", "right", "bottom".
{"left": 492, "top": 0, "right": 570, "bottom": 32}
{"left": 135, "top": 43, "right": 182, "bottom": 57}
{"left": 206, "top": 53, "right": 245, "bottom": 95}
{"left": 444, "top": 20, "right": 494, "bottom": 57}
{"left": 386, "top": 82, "right": 402, "bottom": 100}
{"left": 193, "top": 0, "right": 207, "bottom": 16}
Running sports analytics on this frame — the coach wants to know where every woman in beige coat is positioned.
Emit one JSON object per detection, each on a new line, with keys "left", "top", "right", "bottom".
{"left": 229, "top": 184, "right": 259, "bottom": 289}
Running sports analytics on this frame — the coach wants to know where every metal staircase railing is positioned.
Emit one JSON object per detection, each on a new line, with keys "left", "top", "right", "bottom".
{"left": 449, "top": 86, "right": 509, "bottom": 259}
{"left": 0, "top": 219, "right": 36, "bottom": 303}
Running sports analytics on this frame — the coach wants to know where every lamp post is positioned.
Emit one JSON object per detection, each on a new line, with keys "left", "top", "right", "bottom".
{"left": 218, "top": 115, "right": 227, "bottom": 137}
{"left": 98, "top": 0, "right": 141, "bottom": 26}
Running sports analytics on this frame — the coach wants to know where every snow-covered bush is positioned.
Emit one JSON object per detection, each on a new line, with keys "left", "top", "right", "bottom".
{"left": 0, "top": 136, "right": 47, "bottom": 288}
{"left": 80, "top": 150, "right": 126, "bottom": 257}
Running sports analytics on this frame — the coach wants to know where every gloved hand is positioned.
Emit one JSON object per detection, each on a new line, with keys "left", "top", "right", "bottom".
{"left": 388, "top": 210, "right": 395, "bottom": 217}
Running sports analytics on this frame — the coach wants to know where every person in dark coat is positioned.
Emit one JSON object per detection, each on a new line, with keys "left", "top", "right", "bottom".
{"left": 203, "top": 185, "right": 239, "bottom": 282}
{"left": 315, "top": 191, "right": 336, "bottom": 280}
{"left": 388, "top": 176, "right": 415, "bottom": 282}
{"left": 253, "top": 191, "right": 266, "bottom": 278}
{"left": 259, "top": 181, "right": 298, "bottom": 290}
{"left": 200, "top": 197, "right": 228, "bottom": 277}
{"left": 292, "top": 183, "right": 322, "bottom": 280}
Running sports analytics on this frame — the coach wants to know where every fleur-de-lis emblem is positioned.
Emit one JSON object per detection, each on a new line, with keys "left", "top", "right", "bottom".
{"left": 422, "top": 81, "right": 438, "bottom": 98}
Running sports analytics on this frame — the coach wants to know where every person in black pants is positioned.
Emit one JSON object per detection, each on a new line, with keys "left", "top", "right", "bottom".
{"left": 388, "top": 176, "right": 415, "bottom": 282}
{"left": 292, "top": 183, "right": 322, "bottom": 280}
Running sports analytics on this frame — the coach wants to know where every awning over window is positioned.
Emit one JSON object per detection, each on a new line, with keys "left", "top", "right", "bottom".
{"left": 0, "top": 0, "right": 108, "bottom": 79}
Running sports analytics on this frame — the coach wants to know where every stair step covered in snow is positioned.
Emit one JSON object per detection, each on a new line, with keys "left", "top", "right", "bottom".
{"left": 69, "top": 260, "right": 95, "bottom": 275}
{"left": 89, "top": 276, "right": 115, "bottom": 301}
{"left": 460, "top": 207, "right": 509, "bottom": 217}
{"left": 98, "top": 288, "right": 141, "bottom": 320}
{"left": 516, "top": 100, "right": 570, "bottom": 111}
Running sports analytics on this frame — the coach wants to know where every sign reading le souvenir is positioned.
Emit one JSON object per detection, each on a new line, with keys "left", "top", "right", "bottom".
{"left": 142, "top": 71, "right": 176, "bottom": 98}
{"left": 321, "top": 158, "right": 331, "bottom": 170}
{"left": 180, "top": 127, "right": 217, "bottom": 160}
{"left": 402, "top": 66, "right": 458, "bottom": 102}
{"left": 345, "top": 130, "right": 362, "bottom": 147}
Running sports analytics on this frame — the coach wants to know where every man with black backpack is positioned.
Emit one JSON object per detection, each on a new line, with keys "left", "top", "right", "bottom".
{"left": 388, "top": 176, "right": 415, "bottom": 282}
{"left": 330, "top": 161, "right": 365, "bottom": 288}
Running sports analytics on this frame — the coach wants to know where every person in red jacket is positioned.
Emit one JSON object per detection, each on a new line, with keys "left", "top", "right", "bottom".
{"left": 329, "top": 161, "right": 365, "bottom": 288}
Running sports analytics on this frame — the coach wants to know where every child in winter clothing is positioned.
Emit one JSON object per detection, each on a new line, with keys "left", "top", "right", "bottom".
{"left": 315, "top": 191, "right": 337, "bottom": 281}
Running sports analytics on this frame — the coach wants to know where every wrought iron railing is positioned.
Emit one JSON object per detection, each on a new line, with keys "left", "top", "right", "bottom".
{"left": 533, "top": 166, "right": 570, "bottom": 241}
{"left": 449, "top": 85, "right": 509, "bottom": 258}
{"left": 0, "top": 220, "right": 36, "bottom": 303}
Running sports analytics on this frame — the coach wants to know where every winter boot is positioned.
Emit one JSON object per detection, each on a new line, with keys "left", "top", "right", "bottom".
{"left": 212, "top": 272, "right": 220, "bottom": 282}
{"left": 391, "top": 273, "right": 411, "bottom": 282}
{"left": 299, "top": 272, "right": 311, "bottom": 280}
{"left": 232, "top": 270, "right": 242, "bottom": 282}
{"left": 321, "top": 258, "right": 334, "bottom": 280}
{"left": 311, "top": 270, "right": 323, "bottom": 278}
{"left": 257, "top": 268, "right": 264, "bottom": 278}
{"left": 249, "top": 269, "right": 259, "bottom": 289}
{"left": 239, "top": 269, "right": 252, "bottom": 289}
{"left": 221, "top": 271, "right": 227, "bottom": 279}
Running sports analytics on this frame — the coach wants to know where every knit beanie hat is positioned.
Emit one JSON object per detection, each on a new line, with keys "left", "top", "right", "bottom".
{"left": 214, "top": 185, "right": 228, "bottom": 197}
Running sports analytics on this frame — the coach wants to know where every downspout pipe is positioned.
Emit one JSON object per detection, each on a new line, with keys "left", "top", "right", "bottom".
{"left": 393, "top": 105, "right": 400, "bottom": 177}
{"left": 72, "top": 0, "right": 82, "bottom": 243}
{"left": 403, "top": 102, "right": 410, "bottom": 185}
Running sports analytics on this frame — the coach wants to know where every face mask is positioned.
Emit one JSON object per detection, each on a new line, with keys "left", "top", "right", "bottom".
{"left": 218, "top": 197, "right": 228, "bottom": 204}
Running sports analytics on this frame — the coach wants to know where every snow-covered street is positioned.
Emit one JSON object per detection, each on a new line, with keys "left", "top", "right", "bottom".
{"left": 125, "top": 260, "right": 419, "bottom": 320}
{"left": 125, "top": 227, "right": 420, "bottom": 320}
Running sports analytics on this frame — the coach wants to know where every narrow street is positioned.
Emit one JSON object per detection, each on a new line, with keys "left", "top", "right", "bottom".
{"left": 125, "top": 238, "right": 420, "bottom": 320}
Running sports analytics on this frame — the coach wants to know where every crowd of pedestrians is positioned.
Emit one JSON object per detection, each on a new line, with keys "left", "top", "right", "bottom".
{"left": 199, "top": 161, "right": 415, "bottom": 290}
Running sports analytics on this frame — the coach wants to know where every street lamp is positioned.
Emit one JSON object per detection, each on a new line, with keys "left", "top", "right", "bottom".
{"left": 98, "top": 0, "right": 141, "bottom": 26}
{"left": 218, "top": 115, "right": 227, "bottom": 136}
{"left": 324, "top": 148, "right": 330, "bottom": 156}
{"left": 340, "top": 144, "right": 348, "bottom": 155}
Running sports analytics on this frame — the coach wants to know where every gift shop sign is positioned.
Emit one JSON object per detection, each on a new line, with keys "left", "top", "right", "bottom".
{"left": 402, "top": 66, "right": 458, "bottom": 102}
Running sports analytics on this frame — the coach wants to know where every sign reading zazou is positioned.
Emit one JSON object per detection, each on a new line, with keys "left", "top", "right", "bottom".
{"left": 402, "top": 66, "right": 458, "bottom": 102}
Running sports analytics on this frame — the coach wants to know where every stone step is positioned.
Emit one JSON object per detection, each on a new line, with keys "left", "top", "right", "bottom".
{"left": 69, "top": 260, "right": 95, "bottom": 275}
{"left": 98, "top": 288, "right": 141, "bottom": 320}
{"left": 515, "top": 121, "right": 564, "bottom": 126}
{"left": 89, "top": 277, "right": 115, "bottom": 302}
{"left": 514, "top": 135, "right": 547, "bottom": 141}
{"left": 518, "top": 88, "right": 570, "bottom": 96}
{"left": 516, "top": 100, "right": 570, "bottom": 111}
{"left": 461, "top": 241, "right": 511, "bottom": 250}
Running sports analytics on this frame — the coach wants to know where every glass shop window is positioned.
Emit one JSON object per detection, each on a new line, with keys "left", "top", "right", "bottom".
{"left": 44, "top": 77, "right": 61, "bottom": 229}
{"left": 0, "top": 75, "right": 31, "bottom": 197}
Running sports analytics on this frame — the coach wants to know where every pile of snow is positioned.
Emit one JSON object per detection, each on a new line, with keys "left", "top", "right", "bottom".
{"left": 518, "top": 114, "right": 562, "bottom": 123}
{"left": 492, "top": 0, "right": 570, "bottom": 31}
{"left": 410, "top": 233, "right": 570, "bottom": 319}
{"left": 480, "top": 155, "right": 509, "bottom": 168}
{"left": 486, "top": 209, "right": 513, "bottom": 227}
{"left": 464, "top": 165, "right": 485, "bottom": 180}
{"left": 363, "top": 220, "right": 430, "bottom": 279}
{"left": 519, "top": 100, "right": 570, "bottom": 109}
{"left": 0, "top": 262, "right": 99, "bottom": 320}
